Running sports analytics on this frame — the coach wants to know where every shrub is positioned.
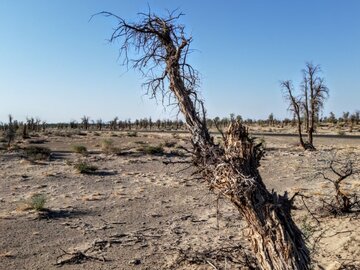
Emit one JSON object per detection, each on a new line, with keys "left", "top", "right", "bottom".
{"left": 100, "top": 139, "right": 123, "bottom": 155}
{"left": 164, "top": 141, "right": 177, "bottom": 148}
{"left": 72, "top": 145, "right": 88, "bottom": 155}
{"left": 24, "top": 146, "right": 51, "bottom": 161}
{"left": 74, "top": 162, "right": 98, "bottom": 174}
{"left": 134, "top": 140, "right": 147, "bottom": 145}
{"left": 76, "top": 131, "right": 87, "bottom": 136}
{"left": 101, "top": 139, "right": 114, "bottom": 154}
{"left": 28, "top": 139, "right": 46, "bottom": 144}
{"left": 137, "top": 144, "right": 164, "bottom": 155}
{"left": 28, "top": 193, "right": 46, "bottom": 211}
{"left": 127, "top": 131, "right": 138, "bottom": 137}
{"left": 169, "top": 149, "right": 185, "bottom": 157}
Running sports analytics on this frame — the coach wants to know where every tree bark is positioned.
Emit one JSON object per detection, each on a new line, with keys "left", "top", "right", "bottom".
{"left": 163, "top": 36, "right": 310, "bottom": 270}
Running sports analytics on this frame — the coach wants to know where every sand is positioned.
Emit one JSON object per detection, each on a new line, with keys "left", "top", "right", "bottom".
{"left": 0, "top": 130, "right": 359, "bottom": 269}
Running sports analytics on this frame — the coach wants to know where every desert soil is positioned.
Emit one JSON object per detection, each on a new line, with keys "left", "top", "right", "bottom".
{"left": 0, "top": 131, "right": 359, "bottom": 270}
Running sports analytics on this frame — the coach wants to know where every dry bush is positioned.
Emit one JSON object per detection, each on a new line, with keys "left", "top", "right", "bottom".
{"left": 23, "top": 146, "right": 51, "bottom": 161}
{"left": 72, "top": 145, "right": 88, "bottom": 155}
{"left": 316, "top": 152, "right": 359, "bottom": 215}
{"left": 164, "top": 141, "right": 177, "bottom": 148}
{"left": 74, "top": 162, "right": 98, "bottom": 174}
{"left": 127, "top": 131, "right": 137, "bottom": 137}
{"left": 101, "top": 139, "right": 114, "bottom": 154}
{"left": 100, "top": 139, "right": 121, "bottom": 155}
{"left": 137, "top": 144, "right": 164, "bottom": 155}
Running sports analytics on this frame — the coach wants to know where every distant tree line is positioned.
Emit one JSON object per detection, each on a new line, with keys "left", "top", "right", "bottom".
{"left": 0, "top": 111, "right": 358, "bottom": 135}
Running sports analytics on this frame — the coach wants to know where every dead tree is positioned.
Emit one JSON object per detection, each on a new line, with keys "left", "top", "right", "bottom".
{"left": 109, "top": 117, "right": 118, "bottom": 131}
{"left": 81, "top": 116, "right": 90, "bottom": 130}
{"left": 281, "top": 81, "right": 306, "bottom": 149}
{"left": 5, "top": 114, "right": 16, "bottom": 147}
{"left": 318, "top": 155, "right": 359, "bottom": 214}
{"left": 281, "top": 63, "right": 329, "bottom": 150}
{"left": 96, "top": 119, "right": 103, "bottom": 131}
{"left": 99, "top": 10, "right": 310, "bottom": 269}
{"left": 301, "top": 63, "right": 329, "bottom": 147}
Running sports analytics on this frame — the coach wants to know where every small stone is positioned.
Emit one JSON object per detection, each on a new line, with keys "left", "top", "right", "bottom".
{"left": 129, "top": 258, "right": 141, "bottom": 265}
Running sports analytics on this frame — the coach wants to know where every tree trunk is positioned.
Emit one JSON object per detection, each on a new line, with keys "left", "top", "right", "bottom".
{"left": 164, "top": 43, "right": 310, "bottom": 270}
{"left": 295, "top": 111, "right": 306, "bottom": 150}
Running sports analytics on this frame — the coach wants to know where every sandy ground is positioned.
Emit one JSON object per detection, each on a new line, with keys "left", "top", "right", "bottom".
{"left": 0, "top": 130, "right": 359, "bottom": 270}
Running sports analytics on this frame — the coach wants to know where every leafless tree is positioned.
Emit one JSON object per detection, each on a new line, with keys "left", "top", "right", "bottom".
{"left": 99, "top": 10, "right": 309, "bottom": 269}
{"left": 81, "top": 116, "right": 90, "bottom": 130}
{"left": 281, "top": 80, "right": 307, "bottom": 149}
{"left": 281, "top": 63, "right": 329, "bottom": 150}
{"left": 109, "top": 116, "right": 118, "bottom": 130}
{"left": 5, "top": 114, "right": 15, "bottom": 147}
{"left": 96, "top": 119, "right": 103, "bottom": 131}
{"left": 318, "top": 154, "right": 359, "bottom": 214}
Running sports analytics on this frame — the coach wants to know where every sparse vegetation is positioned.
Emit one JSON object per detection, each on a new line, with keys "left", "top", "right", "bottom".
{"left": 127, "top": 131, "right": 138, "bottom": 137}
{"left": 28, "top": 193, "right": 46, "bottom": 211}
{"left": 164, "top": 141, "right": 176, "bottom": 148}
{"left": 101, "top": 139, "right": 114, "bottom": 154}
{"left": 72, "top": 145, "right": 88, "bottom": 155}
{"left": 137, "top": 144, "right": 164, "bottom": 155}
{"left": 74, "top": 162, "right": 98, "bottom": 174}
{"left": 23, "top": 146, "right": 51, "bottom": 161}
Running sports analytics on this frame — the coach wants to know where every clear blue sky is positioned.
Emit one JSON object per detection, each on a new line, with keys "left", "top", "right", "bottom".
{"left": 0, "top": 0, "right": 359, "bottom": 123}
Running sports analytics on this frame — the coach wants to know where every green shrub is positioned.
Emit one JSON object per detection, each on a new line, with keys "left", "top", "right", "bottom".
{"left": 24, "top": 146, "right": 51, "bottom": 161}
{"left": 28, "top": 193, "right": 46, "bottom": 211}
{"left": 74, "top": 162, "right": 98, "bottom": 174}
{"left": 72, "top": 145, "right": 88, "bottom": 155}
{"left": 137, "top": 144, "right": 164, "bottom": 155}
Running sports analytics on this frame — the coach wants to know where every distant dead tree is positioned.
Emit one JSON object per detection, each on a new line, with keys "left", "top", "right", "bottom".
{"left": 81, "top": 116, "right": 90, "bottom": 130}
{"left": 109, "top": 117, "right": 118, "bottom": 130}
{"left": 96, "top": 119, "right": 103, "bottom": 131}
{"left": 281, "top": 63, "right": 329, "bottom": 150}
{"left": 5, "top": 114, "right": 16, "bottom": 147}
{"left": 22, "top": 123, "right": 30, "bottom": 139}
{"left": 99, "top": 10, "right": 309, "bottom": 269}
{"left": 69, "top": 120, "right": 78, "bottom": 129}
